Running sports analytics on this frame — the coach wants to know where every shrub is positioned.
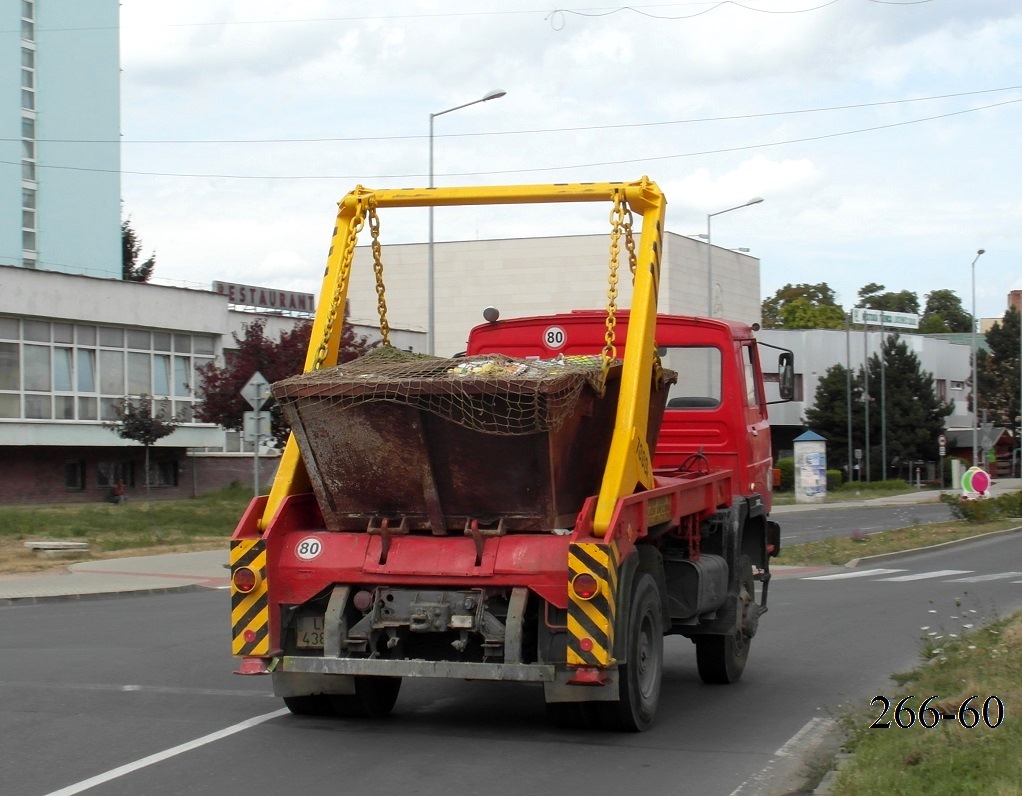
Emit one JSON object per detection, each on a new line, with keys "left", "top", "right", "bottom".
{"left": 775, "top": 457, "right": 794, "bottom": 491}
{"left": 826, "top": 469, "right": 843, "bottom": 491}
{"left": 941, "top": 490, "right": 1022, "bottom": 522}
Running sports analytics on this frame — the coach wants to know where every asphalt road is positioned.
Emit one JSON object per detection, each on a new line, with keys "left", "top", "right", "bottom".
{"left": 4, "top": 530, "right": 1021, "bottom": 796}
{"left": 778, "top": 502, "right": 954, "bottom": 546}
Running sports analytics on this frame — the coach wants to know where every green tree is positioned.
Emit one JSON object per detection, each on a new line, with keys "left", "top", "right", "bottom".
{"left": 919, "top": 289, "right": 972, "bottom": 333}
{"left": 761, "top": 282, "right": 844, "bottom": 329}
{"left": 802, "top": 363, "right": 862, "bottom": 476}
{"left": 856, "top": 283, "right": 919, "bottom": 315}
{"left": 977, "top": 307, "right": 1021, "bottom": 426}
{"left": 104, "top": 393, "right": 178, "bottom": 501}
{"left": 804, "top": 333, "right": 953, "bottom": 480}
{"left": 122, "top": 218, "right": 156, "bottom": 282}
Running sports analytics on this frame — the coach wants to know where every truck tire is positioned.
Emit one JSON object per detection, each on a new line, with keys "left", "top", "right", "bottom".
{"left": 694, "top": 555, "right": 753, "bottom": 684}
{"left": 329, "top": 676, "right": 401, "bottom": 718}
{"left": 598, "top": 572, "right": 663, "bottom": 732}
{"left": 283, "top": 694, "right": 333, "bottom": 716}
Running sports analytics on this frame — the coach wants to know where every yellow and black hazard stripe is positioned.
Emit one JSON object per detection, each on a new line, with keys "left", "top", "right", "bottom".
{"left": 567, "top": 542, "right": 619, "bottom": 666}
{"left": 231, "top": 539, "right": 269, "bottom": 657}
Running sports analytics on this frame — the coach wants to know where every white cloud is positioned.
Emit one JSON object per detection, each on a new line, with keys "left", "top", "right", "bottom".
{"left": 117, "top": 0, "right": 1022, "bottom": 321}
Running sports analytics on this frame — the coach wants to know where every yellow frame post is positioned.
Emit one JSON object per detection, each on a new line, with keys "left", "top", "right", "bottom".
{"left": 258, "top": 179, "right": 667, "bottom": 534}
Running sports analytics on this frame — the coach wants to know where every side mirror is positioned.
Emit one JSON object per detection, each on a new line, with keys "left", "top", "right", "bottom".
{"left": 778, "top": 352, "right": 795, "bottom": 401}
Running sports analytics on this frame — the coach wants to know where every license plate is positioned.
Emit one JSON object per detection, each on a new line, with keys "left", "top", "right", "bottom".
{"left": 296, "top": 616, "right": 325, "bottom": 649}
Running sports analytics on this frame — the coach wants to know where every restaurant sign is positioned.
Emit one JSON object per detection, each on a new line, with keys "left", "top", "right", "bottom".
{"left": 213, "top": 281, "right": 315, "bottom": 314}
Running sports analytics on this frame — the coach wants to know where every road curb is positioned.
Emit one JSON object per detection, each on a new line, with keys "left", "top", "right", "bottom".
{"left": 0, "top": 583, "right": 214, "bottom": 607}
{"left": 845, "top": 524, "right": 1022, "bottom": 568}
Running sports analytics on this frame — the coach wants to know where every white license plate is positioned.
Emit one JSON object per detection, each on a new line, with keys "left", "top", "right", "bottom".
{"left": 296, "top": 616, "right": 325, "bottom": 649}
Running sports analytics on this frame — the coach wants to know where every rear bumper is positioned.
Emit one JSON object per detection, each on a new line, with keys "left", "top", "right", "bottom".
{"left": 283, "top": 654, "right": 555, "bottom": 682}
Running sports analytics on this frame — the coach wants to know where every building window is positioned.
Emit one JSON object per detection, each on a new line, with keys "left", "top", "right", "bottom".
{"left": 97, "top": 461, "right": 135, "bottom": 489}
{"left": 0, "top": 342, "right": 18, "bottom": 389}
{"left": 0, "top": 321, "right": 208, "bottom": 423}
{"left": 951, "top": 380, "right": 965, "bottom": 391}
{"left": 148, "top": 460, "right": 179, "bottom": 488}
{"left": 65, "top": 461, "right": 86, "bottom": 491}
{"left": 21, "top": 1, "right": 34, "bottom": 40}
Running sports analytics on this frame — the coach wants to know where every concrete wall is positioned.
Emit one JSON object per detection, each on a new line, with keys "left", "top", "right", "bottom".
{"left": 35, "top": 0, "right": 121, "bottom": 278}
{"left": 344, "top": 233, "right": 761, "bottom": 356}
{"left": 2, "top": 1, "right": 121, "bottom": 276}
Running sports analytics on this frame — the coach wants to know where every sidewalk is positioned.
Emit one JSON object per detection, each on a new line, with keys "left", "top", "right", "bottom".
{"left": 3, "top": 480, "right": 1019, "bottom": 604}
{"left": 0, "top": 550, "right": 230, "bottom": 604}
{"left": 771, "top": 477, "right": 1022, "bottom": 514}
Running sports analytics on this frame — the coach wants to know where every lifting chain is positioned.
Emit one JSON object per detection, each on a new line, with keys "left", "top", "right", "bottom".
{"left": 622, "top": 202, "right": 637, "bottom": 281}
{"left": 313, "top": 194, "right": 368, "bottom": 371}
{"left": 602, "top": 191, "right": 630, "bottom": 371}
{"left": 368, "top": 205, "right": 392, "bottom": 348}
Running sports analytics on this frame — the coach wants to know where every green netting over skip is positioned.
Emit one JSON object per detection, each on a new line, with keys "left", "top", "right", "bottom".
{"left": 271, "top": 347, "right": 614, "bottom": 436}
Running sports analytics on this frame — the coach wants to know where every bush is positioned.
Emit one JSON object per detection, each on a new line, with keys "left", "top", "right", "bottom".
{"left": 941, "top": 491, "right": 1022, "bottom": 522}
{"left": 775, "top": 457, "right": 794, "bottom": 491}
{"left": 826, "top": 469, "right": 843, "bottom": 491}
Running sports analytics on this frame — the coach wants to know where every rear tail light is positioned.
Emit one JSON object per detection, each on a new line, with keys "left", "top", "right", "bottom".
{"left": 232, "top": 566, "right": 260, "bottom": 593}
{"left": 571, "top": 573, "right": 600, "bottom": 600}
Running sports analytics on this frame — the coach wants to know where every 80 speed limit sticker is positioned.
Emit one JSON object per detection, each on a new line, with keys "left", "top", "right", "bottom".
{"left": 295, "top": 537, "right": 323, "bottom": 561}
{"left": 543, "top": 325, "right": 566, "bottom": 350}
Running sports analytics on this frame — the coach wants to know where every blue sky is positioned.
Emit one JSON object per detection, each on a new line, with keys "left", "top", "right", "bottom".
{"left": 119, "top": 1, "right": 1022, "bottom": 323}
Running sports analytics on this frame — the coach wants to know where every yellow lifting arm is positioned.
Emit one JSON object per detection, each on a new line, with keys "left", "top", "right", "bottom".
{"left": 259, "top": 179, "right": 667, "bottom": 534}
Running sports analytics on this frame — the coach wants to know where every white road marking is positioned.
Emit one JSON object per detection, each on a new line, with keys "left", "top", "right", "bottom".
{"left": 42, "top": 708, "right": 289, "bottom": 796}
{"left": 774, "top": 716, "right": 831, "bottom": 757}
{"left": 875, "top": 569, "right": 973, "bottom": 581}
{"left": 802, "top": 568, "right": 906, "bottom": 580}
{"left": 945, "top": 572, "right": 1022, "bottom": 583}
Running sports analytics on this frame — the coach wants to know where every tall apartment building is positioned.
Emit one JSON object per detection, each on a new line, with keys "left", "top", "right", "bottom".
{"left": 3, "top": 0, "right": 120, "bottom": 276}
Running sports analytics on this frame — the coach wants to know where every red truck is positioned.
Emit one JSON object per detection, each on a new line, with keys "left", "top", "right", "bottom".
{"left": 230, "top": 179, "right": 793, "bottom": 731}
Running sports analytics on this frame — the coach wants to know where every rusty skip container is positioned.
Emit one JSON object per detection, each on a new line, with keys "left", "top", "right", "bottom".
{"left": 272, "top": 350, "right": 675, "bottom": 534}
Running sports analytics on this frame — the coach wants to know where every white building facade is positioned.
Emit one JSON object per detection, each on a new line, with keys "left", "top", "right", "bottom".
{"left": 344, "top": 232, "right": 762, "bottom": 356}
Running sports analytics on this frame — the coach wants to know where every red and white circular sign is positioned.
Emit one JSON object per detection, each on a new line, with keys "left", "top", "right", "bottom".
{"left": 542, "top": 325, "right": 567, "bottom": 350}
{"left": 295, "top": 537, "right": 323, "bottom": 561}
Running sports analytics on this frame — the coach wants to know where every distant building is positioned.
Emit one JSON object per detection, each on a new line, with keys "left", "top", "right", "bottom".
{"left": 2, "top": 0, "right": 121, "bottom": 277}
{"left": 759, "top": 327, "right": 974, "bottom": 474}
{"left": 344, "top": 233, "right": 763, "bottom": 356}
{"left": 0, "top": 266, "right": 421, "bottom": 504}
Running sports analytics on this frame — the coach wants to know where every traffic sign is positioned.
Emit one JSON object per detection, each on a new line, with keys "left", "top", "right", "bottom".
{"left": 938, "top": 433, "right": 947, "bottom": 447}
{"left": 241, "top": 371, "right": 270, "bottom": 410}
{"left": 243, "top": 411, "right": 272, "bottom": 443}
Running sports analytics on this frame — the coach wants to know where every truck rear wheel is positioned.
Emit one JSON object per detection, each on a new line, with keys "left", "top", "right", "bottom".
{"left": 283, "top": 694, "right": 333, "bottom": 716}
{"left": 695, "top": 555, "right": 753, "bottom": 684}
{"left": 598, "top": 572, "right": 663, "bottom": 732}
{"left": 329, "top": 676, "right": 402, "bottom": 718}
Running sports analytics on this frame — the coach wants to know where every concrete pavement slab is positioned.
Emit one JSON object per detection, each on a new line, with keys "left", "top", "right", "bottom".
{"left": 0, "top": 550, "right": 229, "bottom": 605}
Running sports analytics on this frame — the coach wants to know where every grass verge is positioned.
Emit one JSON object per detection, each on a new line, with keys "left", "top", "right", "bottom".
{"left": 0, "top": 485, "right": 252, "bottom": 574}
{"left": 831, "top": 610, "right": 1022, "bottom": 795}
{"left": 776, "top": 519, "right": 1022, "bottom": 566}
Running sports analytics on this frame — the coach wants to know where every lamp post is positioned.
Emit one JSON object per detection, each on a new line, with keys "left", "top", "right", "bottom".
{"left": 970, "top": 248, "right": 985, "bottom": 466}
{"left": 427, "top": 89, "right": 506, "bottom": 355}
{"left": 706, "top": 197, "right": 763, "bottom": 317}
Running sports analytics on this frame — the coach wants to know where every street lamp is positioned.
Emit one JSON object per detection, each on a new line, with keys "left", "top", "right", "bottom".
{"left": 971, "top": 248, "right": 985, "bottom": 466}
{"left": 427, "top": 89, "right": 506, "bottom": 355}
{"left": 706, "top": 197, "right": 763, "bottom": 317}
